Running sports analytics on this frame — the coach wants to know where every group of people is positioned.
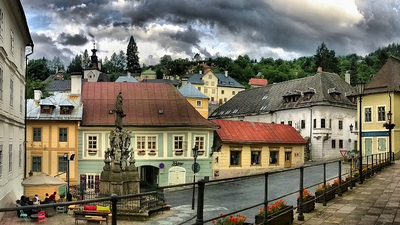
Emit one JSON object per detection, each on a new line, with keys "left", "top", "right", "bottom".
{"left": 16, "top": 192, "right": 57, "bottom": 217}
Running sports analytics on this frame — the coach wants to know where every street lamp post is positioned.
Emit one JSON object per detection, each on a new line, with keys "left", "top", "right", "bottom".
{"left": 386, "top": 93, "right": 395, "bottom": 163}
{"left": 357, "top": 80, "right": 365, "bottom": 184}
{"left": 63, "top": 153, "right": 75, "bottom": 200}
{"left": 191, "top": 146, "right": 199, "bottom": 210}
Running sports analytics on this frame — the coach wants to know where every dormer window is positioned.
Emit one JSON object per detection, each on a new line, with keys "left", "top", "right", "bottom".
{"left": 303, "top": 92, "right": 314, "bottom": 100}
{"left": 41, "top": 106, "right": 51, "bottom": 114}
{"left": 283, "top": 93, "right": 300, "bottom": 103}
{"left": 331, "top": 93, "right": 341, "bottom": 101}
{"left": 61, "top": 106, "right": 72, "bottom": 114}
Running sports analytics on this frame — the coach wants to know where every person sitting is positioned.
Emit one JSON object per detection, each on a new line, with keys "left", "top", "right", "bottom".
{"left": 49, "top": 192, "right": 56, "bottom": 202}
{"left": 16, "top": 200, "right": 21, "bottom": 218}
{"left": 35, "top": 194, "right": 40, "bottom": 205}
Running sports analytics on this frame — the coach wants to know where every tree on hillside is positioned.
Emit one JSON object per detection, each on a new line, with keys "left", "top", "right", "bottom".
{"left": 314, "top": 42, "right": 340, "bottom": 73}
{"left": 126, "top": 36, "right": 141, "bottom": 73}
{"left": 67, "top": 55, "right": 83, "bottom": 73}
{"left": 26, "top": 79, "right": 51, "bottom": 99}
{"left": 27, "top": 58, "right": 50, "bottom": 81}
{"left": 82, "top": 49, "right": 90, "bottom": 69}
{"left": 46, "top": 56, "right": 64, "bottom": 75}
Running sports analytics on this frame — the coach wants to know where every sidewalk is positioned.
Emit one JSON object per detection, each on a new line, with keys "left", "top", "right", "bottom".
{"left": 293, "top": 161, "right": 400, "bottom": 225}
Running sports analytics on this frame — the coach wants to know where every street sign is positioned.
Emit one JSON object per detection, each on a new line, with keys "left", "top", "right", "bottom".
{"left": 340, "top": 150, "right": 348, "bottom": 158}
{"left": 159, "top": 163, "right": 165, "bottom": 169}
{"left": 192, "top": 162, "right": 200, "bottom": 173}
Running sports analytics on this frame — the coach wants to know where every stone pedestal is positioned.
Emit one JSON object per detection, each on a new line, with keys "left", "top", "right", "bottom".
{"left": 100, "top": 171, "right": 140, "bottom": 196}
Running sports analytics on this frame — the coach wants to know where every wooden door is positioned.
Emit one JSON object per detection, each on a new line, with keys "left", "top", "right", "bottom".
{"left": 284, "top": 152, "right": 292, "bottom": 168}
{"left": 365, "top": 138, "right": 372, "bottom": 156}
{"left": 168, "top": 167, "right": 186, "bottom": 185}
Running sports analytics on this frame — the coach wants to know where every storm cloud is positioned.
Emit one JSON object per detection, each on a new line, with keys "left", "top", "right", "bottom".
{"left": 21, "top": 0, "right": 400, "bottom": 67}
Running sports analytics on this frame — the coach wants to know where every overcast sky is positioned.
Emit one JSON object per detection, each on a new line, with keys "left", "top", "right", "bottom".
{"left": 21, "top": 0, "right": 400, "bottom": 67}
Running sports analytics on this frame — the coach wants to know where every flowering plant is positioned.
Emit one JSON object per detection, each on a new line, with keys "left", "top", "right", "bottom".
{"left": 383, "top": 122, "right": 395, "bottom": 127}
{"left": 175, "top": 149, "right": 184, "bottom": 152}
{"left": 316, "top": 182, "right": 331, "bottom": 192}
{"left": 150, "top": 150, "right": 155, "bottom": 152}
{"left": 362, "top": 167, "right": 368, "bottom": 172}
{"left": 259, "top": 199, "right": 287, "bottom": 216}
{"left": 88, "top": 149, "right": 97, "bottom": 153}
{"left": 297, "top": 189, "right": 312, "bottom": 199}
{"left": 212, "top": 214, "right": 247, "bottom": 225}
{"left": 332, "top": 178, "right": 339, "bottom": 185}
{"left": 138, "top": 150, "right": 145, "bottom": 153}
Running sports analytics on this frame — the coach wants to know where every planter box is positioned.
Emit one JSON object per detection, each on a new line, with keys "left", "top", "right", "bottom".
{"left": 333, "top": 184, "right": 348, "bottom": 194}
{"left": 255, "top": 205, "right": 293, "bottom": 225}
{"left": 148, "top": 152, "right": 156, "bottom": 155}
{"left": 297, "top": 196, "right": 315, "bottom": 213}
{"left": 197, "top": 151, "right": 205, "bottom": 156}
{"left": 315, "top": 188, "right": 335, "bottom": 203}
{"left": 363, "top": 170, "right": 371, "bottom": 179}
{"left": 137, "top": 152, "right": 146, "bottom": 156}
{"left": 175, "top": 151, "right": 183, "bottom": 156}
{"left": 346, "top": 178, "right": 356, "bottom": 187}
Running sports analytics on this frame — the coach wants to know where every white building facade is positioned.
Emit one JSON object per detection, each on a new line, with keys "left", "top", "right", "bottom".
{"left": 209, "top": 71, "right": 358, "bottom": 161}
{"left": 0, "top": 0, "right": 33, "bottom": 214}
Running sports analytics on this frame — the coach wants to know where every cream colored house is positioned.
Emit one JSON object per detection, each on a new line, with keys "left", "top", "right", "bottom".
{"left": 179, "top": 82, "right": 209, "bottom": 118}
{"left": 138, "top": 69, "right": 157, "bottom": 81}
{"left": 0, "top": 0, "right": 33, "bottom": 215}
{"left": 188, "top": 71, "right": 245, "bottom": 104}
{"left": 211, "top": 119, "right": 306, "bottom": 179}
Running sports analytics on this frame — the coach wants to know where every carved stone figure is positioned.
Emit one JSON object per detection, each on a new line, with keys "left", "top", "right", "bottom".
{"left": 115, "top": 92, "right": 126, "bottom": 131}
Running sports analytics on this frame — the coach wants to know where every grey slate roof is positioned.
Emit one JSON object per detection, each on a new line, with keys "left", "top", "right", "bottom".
{"left": 179, "top": 82, "right": 209, "bottom": 99}
{"left": 46, "top": 80, "right": 71, "bottom": 93}
{"left": 209, "top": 72, "right": 357, "bottom": 119}
{"left": 115, "top": 75, "right": 138, "bottom": 82}
{"left": 27, "top": 92, "right": 83, "bottom": 120}
{"left": 365, "top": 56, "right": 400, "bottom": 94}
{"left": 187, "top": 73, "right": 244, "bottom": 88}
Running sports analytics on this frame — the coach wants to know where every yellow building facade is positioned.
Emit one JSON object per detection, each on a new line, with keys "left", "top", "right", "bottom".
{"left": 189, "top": 71, "right": 245, "bottom": 104}
{"left": 213, "top": 144, "right": 304, "bottom": 179}
{"left": 360, "top": 56, "right": 400, "bottom": 159}
{"left": 186, "top": 97, "right": 209, "bottom": 118}
{"left": 25, "top": 120, "right": 79, "bottom": 199}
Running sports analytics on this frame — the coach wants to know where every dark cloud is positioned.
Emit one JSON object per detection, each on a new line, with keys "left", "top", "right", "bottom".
{"left": 21, "top": 0, "right": 400, "bottom": 67}
{"left": 58, "top": 33, "right": 89, "bottom": 46}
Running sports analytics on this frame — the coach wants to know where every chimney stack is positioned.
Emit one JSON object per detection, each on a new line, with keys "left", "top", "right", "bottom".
{"left": 127, "top": 71, "right": 131, "bottom": 79}
{"left": 34, "top": 89, "right": 42, "bottom": 102}
{"left": 199, "top": 70, "right": 202, "bottom": 74}
{"left": 225, "top": 71, "right": 228, "bottom": 77}
{"left": 345, "top": 71, "right": 351, "bottom": 84}
{"left": 317, "top": 67, "right": 322, "bottom": 72}
{"left": 71, "top": 72, "right": 82, "bottom": 95}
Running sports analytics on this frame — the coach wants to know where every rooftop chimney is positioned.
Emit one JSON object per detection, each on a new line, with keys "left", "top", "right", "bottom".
{"left": 71, "top": 73, "right": 82, "bottom": 95}
{"left": 345, "top": 71, "right": 351, "bottom": 84}
{"left": 317, "top": 67, "right": 322, "bottom": 72}
{"left": 199, "top": 70, "right": 202, "bottom": 74}
{"left": 225, "top": 71, "right": 228, "bottom": 77}
{"left": 34, "top": 89, "right": 42, "bottom": 102}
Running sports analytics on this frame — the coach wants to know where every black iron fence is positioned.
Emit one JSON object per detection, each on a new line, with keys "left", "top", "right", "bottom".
{"left": 189, "top": 152, "right": 393, "bottom": 225}
{"left": 0, "top": 152, "right": 393, "bottom": 225}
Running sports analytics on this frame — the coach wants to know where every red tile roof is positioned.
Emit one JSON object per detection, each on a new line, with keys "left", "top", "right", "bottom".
{"left": 81, "top": 82, "right": 219, "bottom": 128}
{"left": 211, "top": 119, "right": 306, "bottom": 144}
{"left": 249, "top": 78, "right": 268, "bottom": 86}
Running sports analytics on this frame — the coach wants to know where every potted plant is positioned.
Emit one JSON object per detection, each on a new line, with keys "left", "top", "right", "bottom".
{"left": 212, "top": 214, "right": 248, "bottom": 225}
{"left": 197, "top": 150, "right": 205, "bottom": 156}
{"left": 332, "top": 178, "right": 347, "bottom": 194}
{"left": 345, "top": 174, "right": 356, "bottom": 187}
{"left": 255, "top": 199, "right": 293, "bottom": 225}
{"left": 88, "top": 149, "right": 97, "bottom": 154}
{"left": 383, "top": 122, "right": 395, "bottom": 130}
{"left": 148, "top": 150, "right": 156, "bottom": 155}
{"left": 315, "top": 182, "right": 335, "bottom": 203}
{"left": 175, "top": 150, "right": 183, "bottom": 156}
{"left": 362, "top": 167, "right": 370, "bottom": 178}
{"left": 137, "top": 150, "right": 146, "bottom": 155}
{"left": 353, "top": 170, "right": 359, "bottom": 182}
{"left": 297, "top": 189, "right": 315, "bottom": 213}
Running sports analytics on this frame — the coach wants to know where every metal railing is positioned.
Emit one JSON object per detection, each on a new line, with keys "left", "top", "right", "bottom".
{"left": 191, "top": 152, "right": 393, "bottom": 225}
{"left": 0, "top": 152, "right": 393, "bottom": 225}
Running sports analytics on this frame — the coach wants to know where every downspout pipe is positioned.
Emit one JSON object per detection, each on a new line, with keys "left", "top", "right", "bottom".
{"left": 24, "top": 43, "right": 34, "bottom": 180}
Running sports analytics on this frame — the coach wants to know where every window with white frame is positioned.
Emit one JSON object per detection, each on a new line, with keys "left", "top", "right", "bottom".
{"left": 87, "top": 174, "right": 95, "bottom": 190}
{"left": 20, "top": 89, "right": 23, "bottom": 113}
{"left": 8, "top": 144, "right": 12, "bottom": 172}
{"left": 0, "top": 67, "right": 3, "bottom": 101}
{"left": 0, "top": 8, "right": 3, "bottom": 37}
{"left": 59, "top": 128, "right": 68, "bottom": 142}
{"left": 378, "top": 106, "right": 386, "bottom": 121}
{"left": 196, "top": 100, "right": 201, "bottom": 107}
{"left": 194, "top": 136, "right": 205, "bottom": 151}
{"left": 32, "top": 157, "right": 41, "bottom": 172}
{"left": 10, "top": 79, "right": 13, "bottom": 107}
{"left": 174, "top": 136, "right": 184, "bottom": 150}
{"left": 88, "top": 135, "right": 98, "bottom": 149}
{"left": 204, "top": 88, "right": 208, "bottom": 94}
{"left": 365, "top": 107, "right": 372, "bottom": 122}
{"left": 19, "top": 144, "right": 21, "bottom": 168}
{"left": 212, "top": 89, "right": 215, "bottom": 94}
{"left": 10, "top": 30, "right": 14, "bottom": 53}
{"left": 338, "top": 120, "right": 343, "bottom": 129}
{"left": 136, "top": 136, "right": 157, "bottom": 150}
{"left": 0, "top": 145, "right": 2, "bottom": 177}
